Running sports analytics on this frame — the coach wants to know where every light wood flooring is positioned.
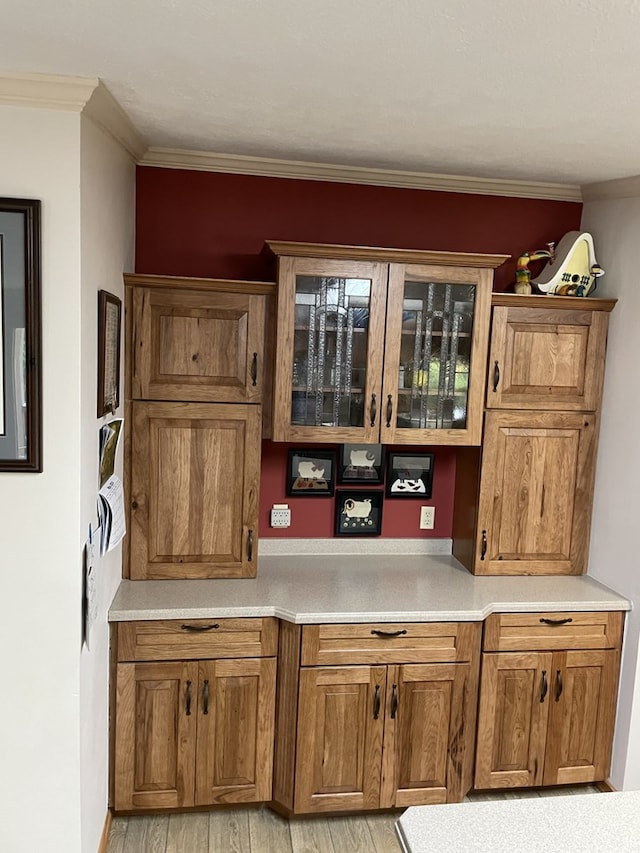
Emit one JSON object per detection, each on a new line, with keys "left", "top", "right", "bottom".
{"left": 106, "top": 785, "right": 602, "bottom": 853}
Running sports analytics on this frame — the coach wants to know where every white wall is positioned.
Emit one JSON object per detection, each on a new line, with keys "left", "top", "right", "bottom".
{"left": 0, "top": 106, "right": 83, "bottom": 852}
{"left": 79, "top": 113, "right": 134, "bottom": 853}
{"left": 582, "top": 198, "right": 640, "bottom": 790}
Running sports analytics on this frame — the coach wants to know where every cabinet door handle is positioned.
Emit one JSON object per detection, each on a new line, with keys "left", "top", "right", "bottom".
{"left": 181, "top": 623, "right": 220, "bottom": 632}
{"left": 540, "top": 670, "right": 548, "bottom": 703}
{"left": 492, "top": 360, "right": 500, "bottom": 392}
{"left": 555, "top": 670, "right": 563, "bottom": 702}
{"left": 247, "top": 529, "right": 254, "bottom": 562}
{"left": 185, "top": 680, "right": 192, "bottom": 716}
{"left": 370, "top": 393, "right": 377, "bottom": 427}
{"left": 203, "top": 679, "right": 210, "bottom": 714}
{"left": 390, "top": 683, "right": 398, "bottom": 719}
{"left": 386, "top": 394, "right": 393, "bottom": 428}
{"left": 539, "top": 617, "right": 573, "bottom": 626}
{"left": 371, "top": 629, "right": 407, "bottom": 638}
{"left": 251, "top": 352, "right": 258, "bottom": 386}
{"left": 480, "top": 530, "right": 487, "bottom": 560}
{"left": 373, "top": 684, "right": 381, "bottom": 720}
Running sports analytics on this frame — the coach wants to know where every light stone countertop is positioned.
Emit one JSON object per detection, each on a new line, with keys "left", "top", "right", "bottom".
{"left": 108, "top": 542, "right": 630, "bottom": 623}
{"left": 395, "top": 791, "right": 640, "bottom": 852}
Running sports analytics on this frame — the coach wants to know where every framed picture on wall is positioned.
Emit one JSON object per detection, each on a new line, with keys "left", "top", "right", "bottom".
{"left": 97, "top": 290, "right": 122, "bottom": 417}
{"left": 338, "top": 443, "right": 384, "bottom": 483}
{"left": 335, "top": 489, "right": 383, "bottom": 536}
{"left": 385, "top": 452, "right": 435, "bottom": 498}
{"left": 287, "top": 449, "right": 336, "bottom": 496}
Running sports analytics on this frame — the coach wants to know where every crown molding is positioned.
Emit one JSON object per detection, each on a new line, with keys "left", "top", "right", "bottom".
{"left": 0, "top": 72, "right": 145, "bottom": 160}
{"left": 141, "top": 147, "right": 583, "bottom": 202}
{"left": 84, "top": 82, "right": 147, "bottom": 161}
{"left": 581, "top": 174, "right": 640, "bottom": 201}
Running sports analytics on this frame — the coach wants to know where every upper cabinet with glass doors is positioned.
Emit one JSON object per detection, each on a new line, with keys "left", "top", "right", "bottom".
{"left": 268, "top": 242, "right": 509, "bottom": 445}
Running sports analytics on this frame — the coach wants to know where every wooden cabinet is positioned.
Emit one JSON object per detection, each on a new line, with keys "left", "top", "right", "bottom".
{"left": 273, "top": 620, "right": 481, "bottom": 815}
{"left": 113, "top": 618, "right": 278, "bottom": 811}
{"left": 268, "top": 242, "right": 507, "bottom": 445}
{"left": 124, "top": 275, "right": 275, "bottom": 580}
{"left": 474, "top": 611, "right": 623, "bottom": 790}
{"left": 453, "top": 293, "right": 615, "bottom": 576}
{"left": 129, "top": 401, "right": 261, "bottom": 579}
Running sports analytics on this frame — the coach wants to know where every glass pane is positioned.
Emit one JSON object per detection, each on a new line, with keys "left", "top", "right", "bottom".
{"left": 291, "top": 275, "right": 371, "bottom": 427}
{"left": 396, "top": 281, "right": 475, "bottom": 430}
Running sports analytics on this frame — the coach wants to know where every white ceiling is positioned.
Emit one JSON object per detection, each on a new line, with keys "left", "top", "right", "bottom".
{"left": 2, "top": 0, "right": 640, "bottom": 187}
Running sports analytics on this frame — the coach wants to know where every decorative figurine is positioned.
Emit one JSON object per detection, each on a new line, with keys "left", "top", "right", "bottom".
{"left": 531, "top": 231, "right": 605, "bottom": 296}
{"left": 513, "top": 243, "right": 556, "bottom": 294}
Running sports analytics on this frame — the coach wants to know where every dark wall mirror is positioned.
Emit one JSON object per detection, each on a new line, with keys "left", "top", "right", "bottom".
{"left": 0, "top": 198, "right": 42, "bottom": 472}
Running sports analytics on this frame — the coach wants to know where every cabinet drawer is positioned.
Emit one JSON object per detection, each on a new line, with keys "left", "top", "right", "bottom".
{"left": 483, "top": 611, "right": 624, "bottom": 652}
{"left": 117, "top": 617, "right": 278, "bottom": 661}
{"left": 301, "top": 622, "right": 480, "bottom": 665}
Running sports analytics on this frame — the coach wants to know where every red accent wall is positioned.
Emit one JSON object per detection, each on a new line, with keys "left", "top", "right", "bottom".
{"left": 135, "top": 167, "right": 582, "bottom": 538}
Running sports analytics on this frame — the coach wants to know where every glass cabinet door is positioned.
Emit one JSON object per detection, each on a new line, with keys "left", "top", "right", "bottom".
{"left": 272, "top": 257, "right": 387, "bottom": 442}
{"left": 381, "top": 264, "right": 493, "bottom": 445}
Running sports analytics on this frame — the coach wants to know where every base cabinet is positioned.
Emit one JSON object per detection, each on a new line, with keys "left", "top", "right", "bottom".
{"left": 474, "top": 612, "right": 623, "bottom": 790}
{"left": 274, "top": 621, "right": 481, "bottom": 815}
{"left": 112, "top": 619, "right": 278, "bottom": 812}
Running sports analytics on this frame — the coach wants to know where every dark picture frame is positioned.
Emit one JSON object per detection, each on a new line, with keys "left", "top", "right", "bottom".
{"left": 0, "top": 198, "right": 42, "bottom": 472}
{"left": 385, "top": 452, "right": 435, "bottom": 498}
{"left": 335, "top": 489, "right": 383, "bottom": 536}
{"left": 97, "top": 290, "right": 122, "bottom": 417}
{"left": 287, "top": 449, "right": 336, "bottom": 496}
{"left": 338, "top": 443, "right": 384, "bottom": 484}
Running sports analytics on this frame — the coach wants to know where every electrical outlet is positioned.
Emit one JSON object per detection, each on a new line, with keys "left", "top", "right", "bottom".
{"left": 270, "top": 503, "right": 291, "bottom": 528}
{"left": 420, "top": 506, "right": 435, "bottom": 530}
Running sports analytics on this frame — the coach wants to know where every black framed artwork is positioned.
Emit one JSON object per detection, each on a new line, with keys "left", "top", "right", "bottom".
{"left": 385, "top": 452, "right": 435, "bottom": 498}
{"left": 287, "top": 449, "right": 336, "bottom": 496}
{"left": 97, "top": 290, "right": 122, "bottom": 417}
{"left": 338, "top": 443, "right": 384, "bottom": 484}
{"left": 0, "top": 198, "right": 42, "bottom": 472}
{"left": 335, "top": 489, "right": 383, "bottom": 536}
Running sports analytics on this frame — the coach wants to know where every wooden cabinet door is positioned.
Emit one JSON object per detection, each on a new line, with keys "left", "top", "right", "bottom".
{"left": 195, "top": 658, "right": 277, "bottom": 805}
{"left": 475, "top": 652, "right": 552, "bottom": 789}
{"left": 380, "top": 663, "right": 470, "bottom": 808}
{"left": 294, "top": 666, "right": 386, "bottom": 813}
{"left": 130, "top": 401, "right": 261, "bottom": 579}
{"left": 114, "top": 661, "right": 197, "bottom": 810}
{"left": 543, "top": 650, "right": 620, "bottom": 786}
{"left": 131, "top": 286, "right": 266, "bottom": 403}
{"left": 475, "top": 411, "right": 597, "bottom": 575}
{"left": 381, "top": 263, "right": 492, "bottom": 446}
{"left": 487, "top": 303, "right": 609, "bottom": 411}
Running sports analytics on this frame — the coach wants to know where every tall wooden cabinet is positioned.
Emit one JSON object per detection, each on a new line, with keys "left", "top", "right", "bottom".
{"left": 124, "top": 275, "right": 275, "bottom": 579}
{"left": 273, "top": 620, "right": 481, "bottom": 815}
{"left": 475, "top": 611, "right": 623, "bottom": 789}
{"left": 268, "top": 242, "right": 508, "bottom": 446}
{"left": 453, "top": 294, "right": 616, "bottom": 575}
{"left": 113, "top": 618, "right": 278, "bottom": 811}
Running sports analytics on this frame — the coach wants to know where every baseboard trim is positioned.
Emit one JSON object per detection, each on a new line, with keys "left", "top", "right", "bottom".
{"left": 596, "top": 780, "right": 617, "bottom": 793}
{"left": 97, "top": 810, "right": 113, "bottom": 853}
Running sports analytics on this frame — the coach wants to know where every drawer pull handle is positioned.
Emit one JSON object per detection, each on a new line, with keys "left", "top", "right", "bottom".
{"left": 370, "top": 393, "right": 377, "bottom": 427}
{"left": 540, "top": 670, "right": 548, "bottom": 703}
{"left": 539, "top": 617, "right": 573, "bottom": 626}
{"left": 492, "top": 360, "right": 500, "bottom": 392}
{"left": 386, "top": 394, "right": 393, "bottom": 428}
{"left": 480, "top": 530, "right": 487, "bottom": 560}
{"left": 555, "top": 670, "right": 563, "bottom": 702}
{"left": 371, "top": 629, "right": 407, "bottom": 638}
{"left": 247, "top": 529, "right": 254, "bottom": 562}
{"left": 251, "top": 352, "right": 258, "bottom": 386}
{"left": 203, "top": 679, "right": 210, "bottom": 715}
{"left": 373, "top": 684, "right": 381, "bottom": 720}
{"left": 181, "top": 623, "right": 220, "bottom": 632}
{"left": 185, "top": 680, "right": 192, "bottom": 716}
{"left": 390, "top": 683, "right": 398, "bottom": 719}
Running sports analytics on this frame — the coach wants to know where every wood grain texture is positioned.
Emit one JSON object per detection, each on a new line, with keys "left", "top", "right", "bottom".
{"left": 474, "top": 410, "right": 597, "bottom": 575}
{"left": 208, "top": 808, "right": 252, "bottom": 853}
{"left": 124, "top": 273, "right": 276, "bottom": 296}
{"left": 483, "top": 611, "right": 624, "bottom": 652}
{"left": 248, "top": 807, "right": 294, "bottom": 853}
{"left": 98, "top": 811, "right": 113, "bottom": 853}
{"left": 165, "top": 813, "right": 209, "bottom": 853}
{"left": 122, "top": 815, "right": 169, "bottom": 853}
{"left": 129, "top": 401, "right": 261, "bottom": 579}
{"left": 491, "top": 292, "right": 616, "bottom": 312}
{"left": 117, "top": 618, "right": 278, "bottom": 662}
{"left": 272, "top": 621, "right": 302, "bottom": 810}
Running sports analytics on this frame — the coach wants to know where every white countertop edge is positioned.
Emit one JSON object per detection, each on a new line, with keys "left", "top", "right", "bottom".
{"left": 108, "top": 599, "right": 630, "bottom": 624}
